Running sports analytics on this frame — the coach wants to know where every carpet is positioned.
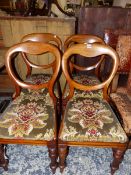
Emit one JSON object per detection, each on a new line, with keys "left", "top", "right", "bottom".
{"left": 0, "top": 98, "right": 131, "bottom": 175}
{"left": 0, "top": 145, "right": 130, "bottom": 175}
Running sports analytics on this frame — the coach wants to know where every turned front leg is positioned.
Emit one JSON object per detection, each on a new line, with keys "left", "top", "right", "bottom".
{"left": 58, "top": 144, "right": 68, "bottom": 173}
{"left": 0, "top": 144, "right": 9, "bottom": 171}
{"left": 110, "top": 148, "right": 126, "bottom": 175}
{"left": 47, "top": 141, "right": 58, "bottom": 174}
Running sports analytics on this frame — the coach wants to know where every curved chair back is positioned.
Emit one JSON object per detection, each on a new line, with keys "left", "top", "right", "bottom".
{"left": 62, "top": 43, "right": 119, "bottom": 100}
{"left": 5, "top": 41, "right": 61, "bottom": 101}
{"left": 21, "top": 33, "right": 62, "bottom": 77}
{"left": 64, "top": 34, "right": 105, "bottom": 75}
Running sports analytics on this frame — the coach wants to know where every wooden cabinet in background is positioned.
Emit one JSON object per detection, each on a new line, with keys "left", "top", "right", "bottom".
{"left": 0, "top": 16, "right": 76, "bottom": 92}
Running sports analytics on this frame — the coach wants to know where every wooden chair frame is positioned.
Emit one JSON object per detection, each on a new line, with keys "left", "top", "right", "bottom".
{"left": 58, "top": 43, "right": 128, "bottom": 175}
{"left": 21, "top": 33, "right": 62, "bottom": 115}
{"left": 64, "top": 34, "right": 105, "bottom": 76}
{"left": 0, "top": 41, "right": 61, "bottom": 173}
{"left": 62, "top": 34, "right": 106, "bottom": 99}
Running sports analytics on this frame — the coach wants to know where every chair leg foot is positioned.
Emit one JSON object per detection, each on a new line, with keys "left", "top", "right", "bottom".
{"left": 48, "top": 141, "right": 58, "bottom": 174}
{"left": 110, "top": 148, "right": 126, "bottom": 175}
{"left": 0, "top": 144, "right": 9, "bottom": 171}
{"left": 58, "top": 144, "right": 67, "bottom": 173}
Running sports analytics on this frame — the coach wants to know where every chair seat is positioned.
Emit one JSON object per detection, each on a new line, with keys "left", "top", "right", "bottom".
{"left": 110, "top": 87, "right": 131, "bottom": 134}
{"left": 60, "top": 96, "right": 127, "bottom": 143}
{"left": 63, "top": 74, "right": 103, "bottom": 98}
{"left": 0, "top": 89, "right": 55, "bottom": 140}
{"left": 26, "top": 74, "right": 51, "bottom": 84}
{"left": 25, "top": 74, "right": 58, "bottom": 97}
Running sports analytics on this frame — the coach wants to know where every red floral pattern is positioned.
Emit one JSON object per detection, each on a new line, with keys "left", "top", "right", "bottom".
{"left": 127, "top": 68, "right": 131, "bottom": 100}
{"left": 26, "top": 74, "right": 51, "bottom": 84}
{"left": 68, "top": 99, "right": 112, "bottom": 131}
{"left": 63, "top": 74, "right": 103, "bottom": 99}
{"left": 0, "top": 90, "right": 55, "bottom": 140}
{"left": 60, "top": 97, "right": 127, "bottom": 142}
{"left": 116, "top": 35, "right": 131, "bottom": 72}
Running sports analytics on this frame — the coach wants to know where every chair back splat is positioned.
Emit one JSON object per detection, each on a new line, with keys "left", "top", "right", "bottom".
{"left": 58, "top": 43, "right": 128, "bottom": 175}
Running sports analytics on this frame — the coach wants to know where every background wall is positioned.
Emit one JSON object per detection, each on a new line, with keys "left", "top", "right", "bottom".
{"left": 113, "top": 0, "right": 131, "bottom": 7}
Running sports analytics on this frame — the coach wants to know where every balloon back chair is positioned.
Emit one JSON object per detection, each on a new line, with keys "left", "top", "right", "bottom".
{"left": 0, "top": 42, "right": 61, "bottom": 173}
{"left": 104, "top": 29, "right": 131, "bottom": 92}
{"left": 110, "top": 65, "right": 131, "bottom": 148}
{"left": 21, "top": 33, "right": 62, "bottom": 116}
{"left": 58, "top": 43, "right": 128, "bottom": 175}
{"left": 63, "top": 34, "right": 106, "bottom": 101}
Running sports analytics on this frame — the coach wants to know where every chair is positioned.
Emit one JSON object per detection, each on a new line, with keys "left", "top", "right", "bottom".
{"left": 21, "top": 33, "right": 62, "bottom": 114}
{"left": 110, "top": 65, "right": 131, "bottom": 148}
{"left": 104, "top": 29, "right": 131, "bottom": 92}
{"left": 63, "top": 34, "right": 106, "bottom": 107}
{"left": 0, "top": 41, "right": 61, "bottom": 173}
{"left": 63, "top": 34, "right": 105, "bottom": 96}
{"left": 64, "top": 34, "right": 105, "bottom": 51}
{"left": 58, "top": 43, "right": 128, "bottom": 175}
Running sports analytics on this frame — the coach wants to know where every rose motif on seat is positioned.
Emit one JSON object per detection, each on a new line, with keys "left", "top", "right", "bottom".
{"left": 0, "top": 102, "right": 49, "bottom": 138}
{"left": 26, "top": 74, "right": 51, "bottom": 85}
{"left": 73, "top": 75, "right": 100, "bottom": 86}
{"left": 68, "top": 99, "right": 113, "bottom": 135}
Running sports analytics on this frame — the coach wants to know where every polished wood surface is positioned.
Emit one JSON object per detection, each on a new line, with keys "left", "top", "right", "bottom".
{"left": 21, "top": 33, "right": 62, "bottom": 77}
{"left": 21, "top": 33, "right": 62, "bottom": 49}
{"left": 64, "top": 34, "right": 105, "bottom": 75}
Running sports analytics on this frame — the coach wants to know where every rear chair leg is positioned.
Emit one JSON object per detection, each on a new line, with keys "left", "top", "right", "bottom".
{"left": 0, "top": 144, "right": 9, "bottom": 171}
{"left": 110, "top": 148, "right": 126, "bottom": 175}
{"left": 58, "top": 144, "right": 67, "bottom": 173}
{"left": 48, "top": 141, "right": 58, "bottom": 174}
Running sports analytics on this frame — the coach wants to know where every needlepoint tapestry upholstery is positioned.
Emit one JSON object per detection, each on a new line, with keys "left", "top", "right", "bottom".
{"left": 116, "top": 35, "right": 131, "bottom": 72}
{"left": 60, "top": 96, "right": 128, "bottom": 143}
{"left": 0, "top": 89, "right": 55, "bottom": 140}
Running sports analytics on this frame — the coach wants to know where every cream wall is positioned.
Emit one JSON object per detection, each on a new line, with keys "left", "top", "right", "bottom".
{"left": 113, "top": 0, "right": 131, "bottom": 7}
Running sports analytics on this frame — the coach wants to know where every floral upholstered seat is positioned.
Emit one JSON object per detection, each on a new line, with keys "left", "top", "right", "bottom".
{"left": 111, "top": 88, "right": 131, "bottom": 134}
{"left": 0, "top": 89, "right": 55, "bottom": 140}
{"left": 25, "top": 74, "right": 51, "bottom": 84}
{"left": 60, "top": 96, "right": 127, "bottom": 143}
{"left": 25, "top": 74, "right": 58, "bottom": 97}
{"left": 63, "top": 74, "right": 103, "bottom": 99}
{"left": 110, "top": 67, "right": 131, "bottom": 135}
